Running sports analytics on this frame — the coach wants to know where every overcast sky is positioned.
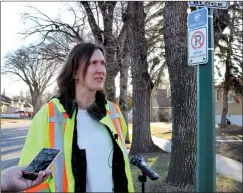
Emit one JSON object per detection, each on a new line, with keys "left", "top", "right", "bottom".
{"left": 1, "top": 2, "right": 71, "bottom": 97}
{"left": 1, "top": 2, "right": 224, "bottom": 98}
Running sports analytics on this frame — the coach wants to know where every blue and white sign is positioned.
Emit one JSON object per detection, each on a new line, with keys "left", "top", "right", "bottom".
{"left": 188, "top": 8, "right": 208, "bottom": 65}
{"left": 188, "top": 8, "right": 208, "bottom": 30}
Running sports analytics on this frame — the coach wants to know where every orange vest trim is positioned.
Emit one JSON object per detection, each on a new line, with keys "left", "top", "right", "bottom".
{"left": 113, "top": 104, "right": 123, "bottom": 133}
{"left": 25, "top": 101, "right": 69, "bottom": 193}
{"left": 25, "top": 182, "right": 49, "bottom": 192}
{"left": 107, "top": 109, "right": 123, "bottom": 140}
{"left": 48, "top": 101, "right": 68, "bottom": 192}
{"left": 62, "top": 162, "right": 68, "bottom": 192}
{"left": 107, "top": 103, "right": 126, "bottom": 151}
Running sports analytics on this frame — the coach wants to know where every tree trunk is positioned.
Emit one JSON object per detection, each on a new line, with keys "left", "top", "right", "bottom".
{"left": 220, "top": 59, "right": 231, "bottom": 129}
{"left": 31, "top": 90, "right": 43, "bottom": 116}
{"left": 80, "top": 1, "right": 119, "bottom": 102}
{"left": 102, "top": 2, "right": 118, "bottom": 102}
{"left": 214, "top": 9, "right": 230, "bottom": 49}
{"left": 119, "top": 37, "right": 130, "bottom": 144}
{"left": 220, "top": 16, "right": 234, "bottom": 129}
{"left": 164, "top": 2, "right": 197, "bottom": 187}
{"left": 221, "top": 85, "right": 229, "bottom": 129}
{"left": 105, "top": 73, "right": 116, "bottom": 102}
{"left": 127, "top": 2, "right": 161, "bottom": 154}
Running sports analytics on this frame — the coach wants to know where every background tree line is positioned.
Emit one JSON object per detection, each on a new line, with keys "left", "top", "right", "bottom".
{"left": 2, "top": 1, "right": 242, "bottom": 188}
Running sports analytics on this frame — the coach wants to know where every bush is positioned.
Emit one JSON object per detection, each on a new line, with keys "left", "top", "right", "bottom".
{"left": 158, "top": 111, "right": 169, "bottom": 122}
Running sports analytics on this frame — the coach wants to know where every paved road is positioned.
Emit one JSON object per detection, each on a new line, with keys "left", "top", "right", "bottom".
{"left": 1, "top": 122, "right": 31, "bottom": 171}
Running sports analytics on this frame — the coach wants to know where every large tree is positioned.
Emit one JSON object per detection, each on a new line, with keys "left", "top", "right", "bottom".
{"left": 80, "top": 1, "right": 127, "bottom": 102}
{"left": 145, "top": 1, "right": 167, "bottom": 88}
{"left": 2, "top": 45, "right": 59, "bottom": 115}
{"left": 163, "top": 1, "right": 239, "bottom": 187}
{"left": 119, "top": 34, "right": 131, "bottom": 143}
{"left": 127, "top": 1, "right": 161, "bottom": 154}
{"left": 163, "top": 2, "right": 197, "bottom": 187}
{"left": 20, "top": 4, "right": 87, "bottom": 63}
{"left": 21, "top": 2, "right": 129, "bottom": 103}
{"left": 216, "top": 2, "right": 243, "bottom": 128}
{"left": 21, "top": 3, "right": 136, "bottom": 146}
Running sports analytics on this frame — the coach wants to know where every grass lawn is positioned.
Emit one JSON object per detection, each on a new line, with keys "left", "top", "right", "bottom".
{"left": 127, "top": 125, "right": 242, "bottom": 191}
{"left": 216, "top": 142, "right": 243, "bottom": 163}
{"left": 216, "top": 127, "right": 243, "bottom": 140}
{"left": 128, "top": 123, "right": 242, "bottom": 141}
{"left": 1, "top": 118, "right": 30, "bottom": 124}
{"left": 128, "top": 123, "right": 173, "bottom": 140}
{"left": 128, "top": 123, "right": 243, "bottom": 162}
{"left": 1, "top": 118, "right": 20, "bottom": 123}
{"left": 1, "top": 118, "right": 21, "bottom": 125}
{"left": 129, "top": 152, "right": 242, "bottom": 192}
{"left": 216, "top": 128, "right": 243, "bottom": 163}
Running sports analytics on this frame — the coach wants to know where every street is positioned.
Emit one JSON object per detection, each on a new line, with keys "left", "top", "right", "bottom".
{"left": 1, "top": 122, "right": 30, "bottom": 171}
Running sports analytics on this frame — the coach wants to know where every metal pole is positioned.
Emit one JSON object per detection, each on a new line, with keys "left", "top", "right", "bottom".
{"left": 196, "top": 7, "right": 216, "bottom": 192}
{"left": 142, "top": 182, "right": 145, "bottom": 193}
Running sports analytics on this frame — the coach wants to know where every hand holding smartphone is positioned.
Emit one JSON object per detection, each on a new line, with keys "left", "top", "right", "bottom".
{"left": 22, "top": 148, "right": 61, "bottom": 180}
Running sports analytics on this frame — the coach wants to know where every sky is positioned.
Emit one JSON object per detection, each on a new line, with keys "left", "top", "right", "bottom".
{"left": 1, "top": 2, "right": 73, "bottom": 97}
{"left": 1, "top": 1, "right": 123, "bottom": 98}
{"left": 1, "top": 2, "right": 28, "bottom": 96}
{"left": 1, "top": 2, "right": 225, "bottom": 98}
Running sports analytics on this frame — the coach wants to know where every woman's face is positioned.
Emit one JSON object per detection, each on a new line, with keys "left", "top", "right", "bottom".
{"left": 75, "top": 49, "right": 106, "bottom": 92}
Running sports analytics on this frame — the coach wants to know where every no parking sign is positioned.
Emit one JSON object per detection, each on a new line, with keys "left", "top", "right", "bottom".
{"left": 188, "top": 27, "right": 208, "bottom": 65}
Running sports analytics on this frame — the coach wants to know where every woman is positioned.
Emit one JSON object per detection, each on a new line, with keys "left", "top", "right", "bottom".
{"left": 18, "top": 43, "right": 134, "bottom": 192}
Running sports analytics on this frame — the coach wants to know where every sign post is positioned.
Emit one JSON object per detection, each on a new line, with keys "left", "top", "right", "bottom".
{"left": 188, "top": 5, "right": 217, "bottom": 193}
{"left": 196, "top": 7, "right": 216, "bottom": 192}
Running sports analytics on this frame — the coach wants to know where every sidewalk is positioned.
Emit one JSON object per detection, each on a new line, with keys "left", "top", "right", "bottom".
{"left": 128, "top": 130, "right": 242, "bottom": 182}
{"left": 151, "top": 135, "right": 242, "bottom": 182}
{"left": 216, "top": 135, "right": 242, "bottom": 143}
{"left": 216, "top": 139, "right": 242, "bottom": 142}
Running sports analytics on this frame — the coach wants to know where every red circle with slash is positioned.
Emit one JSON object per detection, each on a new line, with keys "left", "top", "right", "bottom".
{"left": 191, "top": 31, "right": 204, "bottom": 49}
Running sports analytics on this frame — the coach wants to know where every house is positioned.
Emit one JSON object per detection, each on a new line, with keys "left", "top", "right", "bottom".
{"left": 150, "top": 88, "right": 171, "bottom": 122}
{"left": 1, "top": 94, "right": 33, "bottom": 114}
{"left": 11, "top": 99, "right": 25, "bottom": 112}
{"left": 215, "top": 85, "right": 242, "bottom": 126}
{"left": 23, "top": 102, "right": 33, "bottom": 113}
{"left": 1, "top": 95, "right": 17, "bottom": 113}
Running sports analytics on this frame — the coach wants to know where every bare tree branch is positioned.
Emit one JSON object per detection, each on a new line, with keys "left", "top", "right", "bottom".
{"left": 80, "top": 1, "right": 103, "bottom": 44}
{"left": 2, "top": 44, "right": 61, "bottom": 115}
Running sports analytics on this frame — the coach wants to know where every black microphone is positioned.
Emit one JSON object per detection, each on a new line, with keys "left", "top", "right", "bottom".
{"left": 114, "top": 134, "right": 118, "bottom": 140}
{"left": 130, "top": 156, "right": 159, "bottom": 180}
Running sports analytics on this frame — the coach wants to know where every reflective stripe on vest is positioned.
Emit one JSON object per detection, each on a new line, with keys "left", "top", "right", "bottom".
{"left": 108, "top": 102, "right": 127, "bottom": 153}
{"left": 48, "top": 101, "right": 68, "bottom": 192}
{"left": 25, "top": 101, "right": 68, "bottom": 193}
{"left": 25, "top": 182, "right": 49, "bottom": 192}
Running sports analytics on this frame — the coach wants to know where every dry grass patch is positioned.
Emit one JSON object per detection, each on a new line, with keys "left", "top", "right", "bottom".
{"left": 129, "top": 152, "right": 242, "bottom": 192}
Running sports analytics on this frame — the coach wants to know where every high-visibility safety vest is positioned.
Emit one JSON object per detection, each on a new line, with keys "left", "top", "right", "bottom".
{"left": 19, "top": 98, "right": 134, "bottom": 192}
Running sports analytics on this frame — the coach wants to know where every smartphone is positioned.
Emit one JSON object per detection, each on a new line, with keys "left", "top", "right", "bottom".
{"left": 22, "top": 148, "right": 61, "bottom": 180}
